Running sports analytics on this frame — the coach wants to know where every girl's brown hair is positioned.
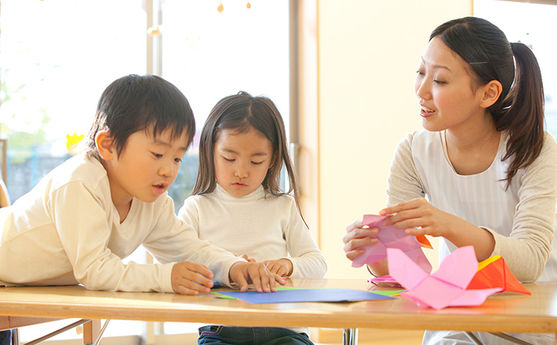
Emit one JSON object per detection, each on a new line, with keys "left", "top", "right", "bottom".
{"left": 193, "top": 91, "right": 300, "bottom": 207}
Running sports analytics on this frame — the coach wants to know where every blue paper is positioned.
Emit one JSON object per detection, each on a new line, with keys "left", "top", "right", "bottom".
{"left": 216, "top": 288, "right": 394, "bottom": 304}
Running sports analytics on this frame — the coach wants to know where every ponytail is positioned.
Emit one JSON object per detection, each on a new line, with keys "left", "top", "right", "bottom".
{"left": 495, "top": 42, "right": 545, "bottom": 186}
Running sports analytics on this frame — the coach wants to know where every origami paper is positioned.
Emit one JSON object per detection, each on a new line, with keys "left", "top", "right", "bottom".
{"left": 367, "top": 289, "right": 405, "bottom": 297}
{"left": 216, "top": 288, "right": 394, "bottom": 304}
{"left": 212, "top": 286, "right": 300, "bottom": 299}
{"left": 467, "top": 255, "right": 531, "bottom": 295}
{"left": 368, "top": 275, "right": 403, "bottom": 288}
{"left": 387, "top": 246, "right": 501, "bottom": 310}
{"left": 369, "top": 275, "right": 397, "bottom": 284}
{"left": 352, "top": 214, "right": 433, "bottom": 273}
{"left": 212, "top": 292, "right": 237, "bottom": 299}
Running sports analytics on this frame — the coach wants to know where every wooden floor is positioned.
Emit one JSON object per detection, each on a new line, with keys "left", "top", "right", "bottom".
{"left": 313, "top": 328, "right": 424, "bottom": 345}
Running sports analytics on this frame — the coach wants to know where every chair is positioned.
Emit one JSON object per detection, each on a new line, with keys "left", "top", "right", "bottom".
{"left": 0, "top": 180, "right": 11, "bottom": 345}
{"left": 0, "top": 179, "right": 9, "bottom": 209}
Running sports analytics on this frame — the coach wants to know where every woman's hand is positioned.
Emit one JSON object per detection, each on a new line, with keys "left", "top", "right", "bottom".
{"left": 380, "top": 198, "right": 456, "bottom": 238}
{"left": 228, "top": 262, "right": 285, "bottom": 292}
{"left": 381, "top": 198, "right": 496, "bottom": 261}
{"left": 343, "top": 219, "right": 379, "bottom": 261}
{"left": 343, "top": 219, "right": 389, "bottom": 276}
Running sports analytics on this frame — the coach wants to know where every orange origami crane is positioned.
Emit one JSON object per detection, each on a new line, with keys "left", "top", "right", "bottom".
{"left": 467, "top": 255, "right": 531, "bottom": 295}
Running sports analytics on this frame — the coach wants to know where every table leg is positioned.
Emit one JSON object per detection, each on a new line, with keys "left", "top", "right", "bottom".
{"left": 342, "top": 328, "right": 358, "bottom": 345}
{"left": 11, "top": 329, "right": 18, "bottom": 345}
{"left": 465, "top": 332, "right": 483, "bottom": 345}
{"left": 82, "top": 320, "right": 100, "bottom": 345}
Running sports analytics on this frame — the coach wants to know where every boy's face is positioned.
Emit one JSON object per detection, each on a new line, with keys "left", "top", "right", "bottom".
{"left": 105, "top": 127, "right": 188, "bottom": 207}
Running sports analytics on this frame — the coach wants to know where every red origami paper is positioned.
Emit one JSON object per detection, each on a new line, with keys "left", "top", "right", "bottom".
{"left": 467, "top": 255, "right": 530, "bottom": 295}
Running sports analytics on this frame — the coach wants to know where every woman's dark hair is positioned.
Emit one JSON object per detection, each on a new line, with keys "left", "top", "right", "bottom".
{"left": 86, "top": 74, "right": 195, "bottom": 157}
{"left": 431, "top": 17, "right": 544, "bottom": 186}
{"left": 193, "top": 91, "right": 300, "bottom": 207}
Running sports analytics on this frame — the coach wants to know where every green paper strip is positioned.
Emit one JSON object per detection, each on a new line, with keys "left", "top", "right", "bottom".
{"left": 369, "top": 289, "right": 404, "bottom": 297}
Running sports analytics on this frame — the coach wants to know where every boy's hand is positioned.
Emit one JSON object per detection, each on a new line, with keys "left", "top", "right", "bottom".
{"left": 171, "top": 261, "right": 214, "bottom": 295}
{"left": 263, "top": 258, "right": 293, "bottom": 277}
{"left": 229, "top": 261, "right": 285, "bottom": 292}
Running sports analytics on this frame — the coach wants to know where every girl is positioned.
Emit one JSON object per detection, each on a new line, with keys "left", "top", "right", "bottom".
{"left": 343, "top": 17, "right": 557, "bottom": 345}
{"left": 0, "top": 75, "right": 282, "bottom": 295}
{"left": 178, "top": 92, "right": 327, "bottom": 345}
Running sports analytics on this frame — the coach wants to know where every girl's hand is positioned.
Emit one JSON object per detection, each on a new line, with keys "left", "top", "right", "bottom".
{"left": 263, "top": 258, "right": 293, "bottom": 277}
{"left": 343, "top": 219, "right": 379, "bottom": 262}
{"left": 380, "top": 198, "right": 456, "bottom": 238}
{"left": 240, "top": 254, "right": 256, "bottom": 262}
{"left": 171, "top": 261, "right": 214, "bottom": 295}
{"left": 229, "top": 261, "right": 285, "bottom": 292}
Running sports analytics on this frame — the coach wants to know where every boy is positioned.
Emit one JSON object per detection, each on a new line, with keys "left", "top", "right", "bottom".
{"left": 0, "top": 74, "right": 281, "bottom": 294}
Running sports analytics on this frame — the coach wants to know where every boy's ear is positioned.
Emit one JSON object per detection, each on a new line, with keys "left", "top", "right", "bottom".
{"left": 479, "top": 80, "right": 503, "bottom": 109}
{"left": 95, "top": 131, "right": 116, "bottom": 160}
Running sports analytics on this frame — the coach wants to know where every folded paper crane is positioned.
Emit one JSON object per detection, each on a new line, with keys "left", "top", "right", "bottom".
{"left": 352, "top": 214, "right": 433, "bottom": 272}
{"left": 387, "top": 246, "right": 502, "bottom": 310}
{"left": 468, "top": 255, "right": 531, "bottom": 295}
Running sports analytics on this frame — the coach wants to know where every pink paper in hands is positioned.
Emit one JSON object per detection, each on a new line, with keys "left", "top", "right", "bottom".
{"left": 352, "top": 214, "right": 432, "bottom": 273}
{"left": 387, "top": 246, "right": 501, "bottom": 310}
{"left": 368, "top": 275, "right": 403, "bottom": 288}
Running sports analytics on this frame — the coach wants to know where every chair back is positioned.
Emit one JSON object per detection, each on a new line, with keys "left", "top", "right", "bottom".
{"left": 0, "top": 179, "right": 9, "bottom": 208}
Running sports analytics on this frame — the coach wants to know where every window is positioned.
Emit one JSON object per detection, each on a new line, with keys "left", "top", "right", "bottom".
{"left": 0, "top": 0, "right": 290, "bottom": 210}
{"left": 474, "top": 0, "right": 557, "bottom": 139}
{"left": 156, "top": 0, "right": 291, "bottom": 335}
{"left": 161, "top": 0, "right": 290, "bottom": 207}
{"left": 0, "top": 0, "right": 146, "bottom": 201}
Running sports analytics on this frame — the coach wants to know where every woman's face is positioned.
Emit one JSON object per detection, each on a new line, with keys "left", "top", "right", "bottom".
{"left": 414, "top": 36, "right": 487, "bottom": 132}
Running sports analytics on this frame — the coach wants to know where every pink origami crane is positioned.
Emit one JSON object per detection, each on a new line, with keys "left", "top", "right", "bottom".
{"left": 387, "top": 246, "right": 502, "bottom": 310}
{"left": 352, "top": 214, "right": 433, "bottom": 273}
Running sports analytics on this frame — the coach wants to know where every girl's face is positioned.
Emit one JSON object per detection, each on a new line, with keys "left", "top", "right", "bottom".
{"left": 415, "top": 36, "right": 487, "bottom": 132}
{"left": 213, "top": 126, "right": 273, "bottom": 197}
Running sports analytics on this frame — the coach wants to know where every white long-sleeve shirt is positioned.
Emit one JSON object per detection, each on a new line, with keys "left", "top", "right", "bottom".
{"left": 0, "top": 153, "right": 242, "bottom": 293}
{"left": 387, "top": 130, "right": 557, "bottom": 345}
{"left": 178, "top": 184, "right": 327, "bottom": 279}
{"left": 178, "top": 184, "right": 326, "bottom": 335}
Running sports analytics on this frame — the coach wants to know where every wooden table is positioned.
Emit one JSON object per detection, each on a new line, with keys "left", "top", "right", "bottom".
{"left": 0, "top": 279, "right": 556, "bottom": 345}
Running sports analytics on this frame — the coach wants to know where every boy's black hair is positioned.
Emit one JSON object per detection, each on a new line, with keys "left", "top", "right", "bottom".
{"left": 86, "top": 74, "right": 195, "bottom": 157}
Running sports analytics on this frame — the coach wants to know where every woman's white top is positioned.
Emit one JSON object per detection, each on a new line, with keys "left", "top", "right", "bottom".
{"left": 386, "top": 130, "right": 557, "bottom": 344}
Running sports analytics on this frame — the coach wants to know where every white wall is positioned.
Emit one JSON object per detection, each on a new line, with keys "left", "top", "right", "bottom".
{"left": 317, "top": 0, "right": 471, "bottom": 279}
